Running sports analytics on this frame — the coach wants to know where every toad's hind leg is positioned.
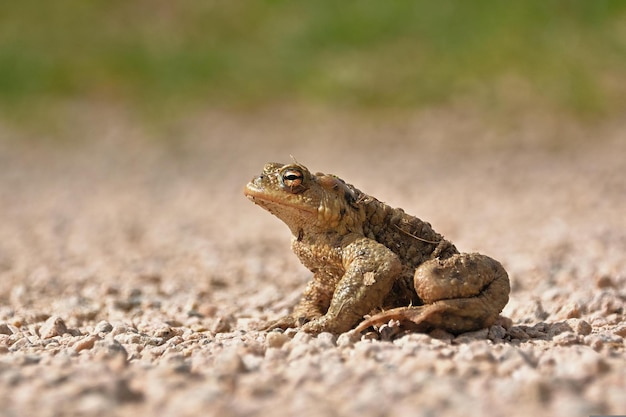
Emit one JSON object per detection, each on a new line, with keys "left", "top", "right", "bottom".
{"left": 354, "top": 253, "right": 510, "bottom": 334}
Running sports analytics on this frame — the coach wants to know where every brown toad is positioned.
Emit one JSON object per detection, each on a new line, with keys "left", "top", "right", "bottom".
{"left": 244, "top": 162, "right": 510, "bottom": 335}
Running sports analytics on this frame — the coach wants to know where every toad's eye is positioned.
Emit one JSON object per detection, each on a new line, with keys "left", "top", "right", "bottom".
{"left": 281, "top": 169, "right": 305, "bottom": 192}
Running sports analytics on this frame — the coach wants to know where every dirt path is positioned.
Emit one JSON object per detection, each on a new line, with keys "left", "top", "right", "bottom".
{"left": 1, "top": 110, "right": 624, "bottom": 416}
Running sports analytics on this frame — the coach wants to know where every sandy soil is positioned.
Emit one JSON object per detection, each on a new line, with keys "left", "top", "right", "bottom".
{"left": 0, "top": 109, "right": 625, "bottom": 417}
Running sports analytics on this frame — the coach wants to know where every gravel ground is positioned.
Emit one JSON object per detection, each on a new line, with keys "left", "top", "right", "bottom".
{"left": 1, "top": 109, "right": 625, "bottom": 417}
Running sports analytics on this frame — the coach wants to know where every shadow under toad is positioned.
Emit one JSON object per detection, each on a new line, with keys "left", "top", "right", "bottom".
{"left": 360, "top": 317, "right": 593, "bottom": 344}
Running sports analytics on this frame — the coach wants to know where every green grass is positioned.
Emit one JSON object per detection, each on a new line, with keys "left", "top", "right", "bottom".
{"left": 1, "top": 0, "right": 625, "bottom": 125}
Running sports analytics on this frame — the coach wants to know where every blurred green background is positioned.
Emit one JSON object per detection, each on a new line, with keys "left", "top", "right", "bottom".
{"left": 1, "top": 0, "right": 625, "bottom": 129}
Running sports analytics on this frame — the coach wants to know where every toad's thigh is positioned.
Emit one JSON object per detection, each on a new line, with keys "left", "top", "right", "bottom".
{"left": 414, "top": 253, "right": 508, "bottom": 304}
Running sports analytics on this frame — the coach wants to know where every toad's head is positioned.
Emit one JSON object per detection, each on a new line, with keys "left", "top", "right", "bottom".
{"left": 244, "top": 162, "right": 363, "bottom": 235}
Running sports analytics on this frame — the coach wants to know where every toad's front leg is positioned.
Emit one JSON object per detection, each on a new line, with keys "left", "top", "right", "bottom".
{"left": 300, "top": 237, "right": 402, "bottom": 334}
{"left": 355, "top": 253, "right": 510, "bottom": 334}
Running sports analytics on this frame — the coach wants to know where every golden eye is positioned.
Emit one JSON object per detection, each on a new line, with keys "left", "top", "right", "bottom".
{"left": 281, "top": 168, "right": 305, "bottom": 192}
{"left": 282, "top": 169, "right": 303, "bottom": 186}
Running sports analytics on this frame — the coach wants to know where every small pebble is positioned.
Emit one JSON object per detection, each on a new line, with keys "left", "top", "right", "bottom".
{"left": 553, "top": 331, "right": 580, "bottom": 346}
{"left": 336, "top": 331, "right": 357, "bottom": 347}
{"left": 94, "top": 321, "right": 113, "bottom": 334}
{"left": 211, "top": 315, "right": 235, "bottom": 334}
{"left": 213, "top": 350, "right": 245, "bottom": 375}
{"left": 39, "top": 316, "right": 68, "bottom": 339}
{"left": 488, "top": 325, "right": 507, "bottom": 341}
{"left": 507, "top": 326, "right": 529, "bottom": 340}
{"left": 291, "top": 330, "right": 312, "bottom": 344}
{"left": 393, "top": 333, "right": 432, "bottom": 347}
{"left": 595, "top": 274, "right": 615, "bottom": 288}
{"left": 94, "top": 339, "right": 128, "bottom": 359}
{"left": 74, "top": 335, "right": 101, "bottom": 353}
{"left": 584, "top": 335, "right": 604, "bottom": 351}
{"left": 266, "top": 332, "right": 290, "bottom": 349}
{"left": 0, "top": 323, "right": 12, "bottom": 335}
{"left": 428, "top": 329, "right": 454, "bottom": 340}
{"left": 457, "top": 341, "right": 495, "bottom": 362}
{"left": 154, "top": 326, "right": 175, "bottom": 340}
{"left": 454, "top": 328, "right": 489, "bottom": 343}
{"left": 568, "top": 319, "right": 592, "bottom": 336}
{"left": 378, "top": 324, "right": 401, "bottom": 341}
{"left": 495, "top": 316, "right": 513, "bottom": 330}
{"left": 110, "top": 324, "right": 137, "bottom": 337}
{"left": 314, "top": 332, "right": 337, "bottom": 349}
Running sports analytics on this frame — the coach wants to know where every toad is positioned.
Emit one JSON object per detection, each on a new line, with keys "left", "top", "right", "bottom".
{"left": 244, "top": 162, "right": 510, "bottom": 335}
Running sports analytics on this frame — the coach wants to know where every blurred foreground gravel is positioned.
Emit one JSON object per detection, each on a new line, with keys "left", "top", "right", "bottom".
{"left": 0, "top": 110, "right": 624, "bottom": 416}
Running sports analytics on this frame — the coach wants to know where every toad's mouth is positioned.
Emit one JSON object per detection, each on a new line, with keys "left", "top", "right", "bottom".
{"left": 244, "top": 182, "right": 317, "bottom": 214}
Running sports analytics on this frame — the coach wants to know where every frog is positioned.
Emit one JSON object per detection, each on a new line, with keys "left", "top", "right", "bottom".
{"left": 244, "top": 162, "right": 510, "bottom": 335}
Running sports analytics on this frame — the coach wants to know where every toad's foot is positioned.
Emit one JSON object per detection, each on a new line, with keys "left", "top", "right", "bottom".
{"left": 355, "top": 253, "right": 510, "bottom": 335}
{"left": 258, "top": 315, "right": 303, "bottom": 331}
{"left": 259, "top": 315, "right": 345, "bottom": 335}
